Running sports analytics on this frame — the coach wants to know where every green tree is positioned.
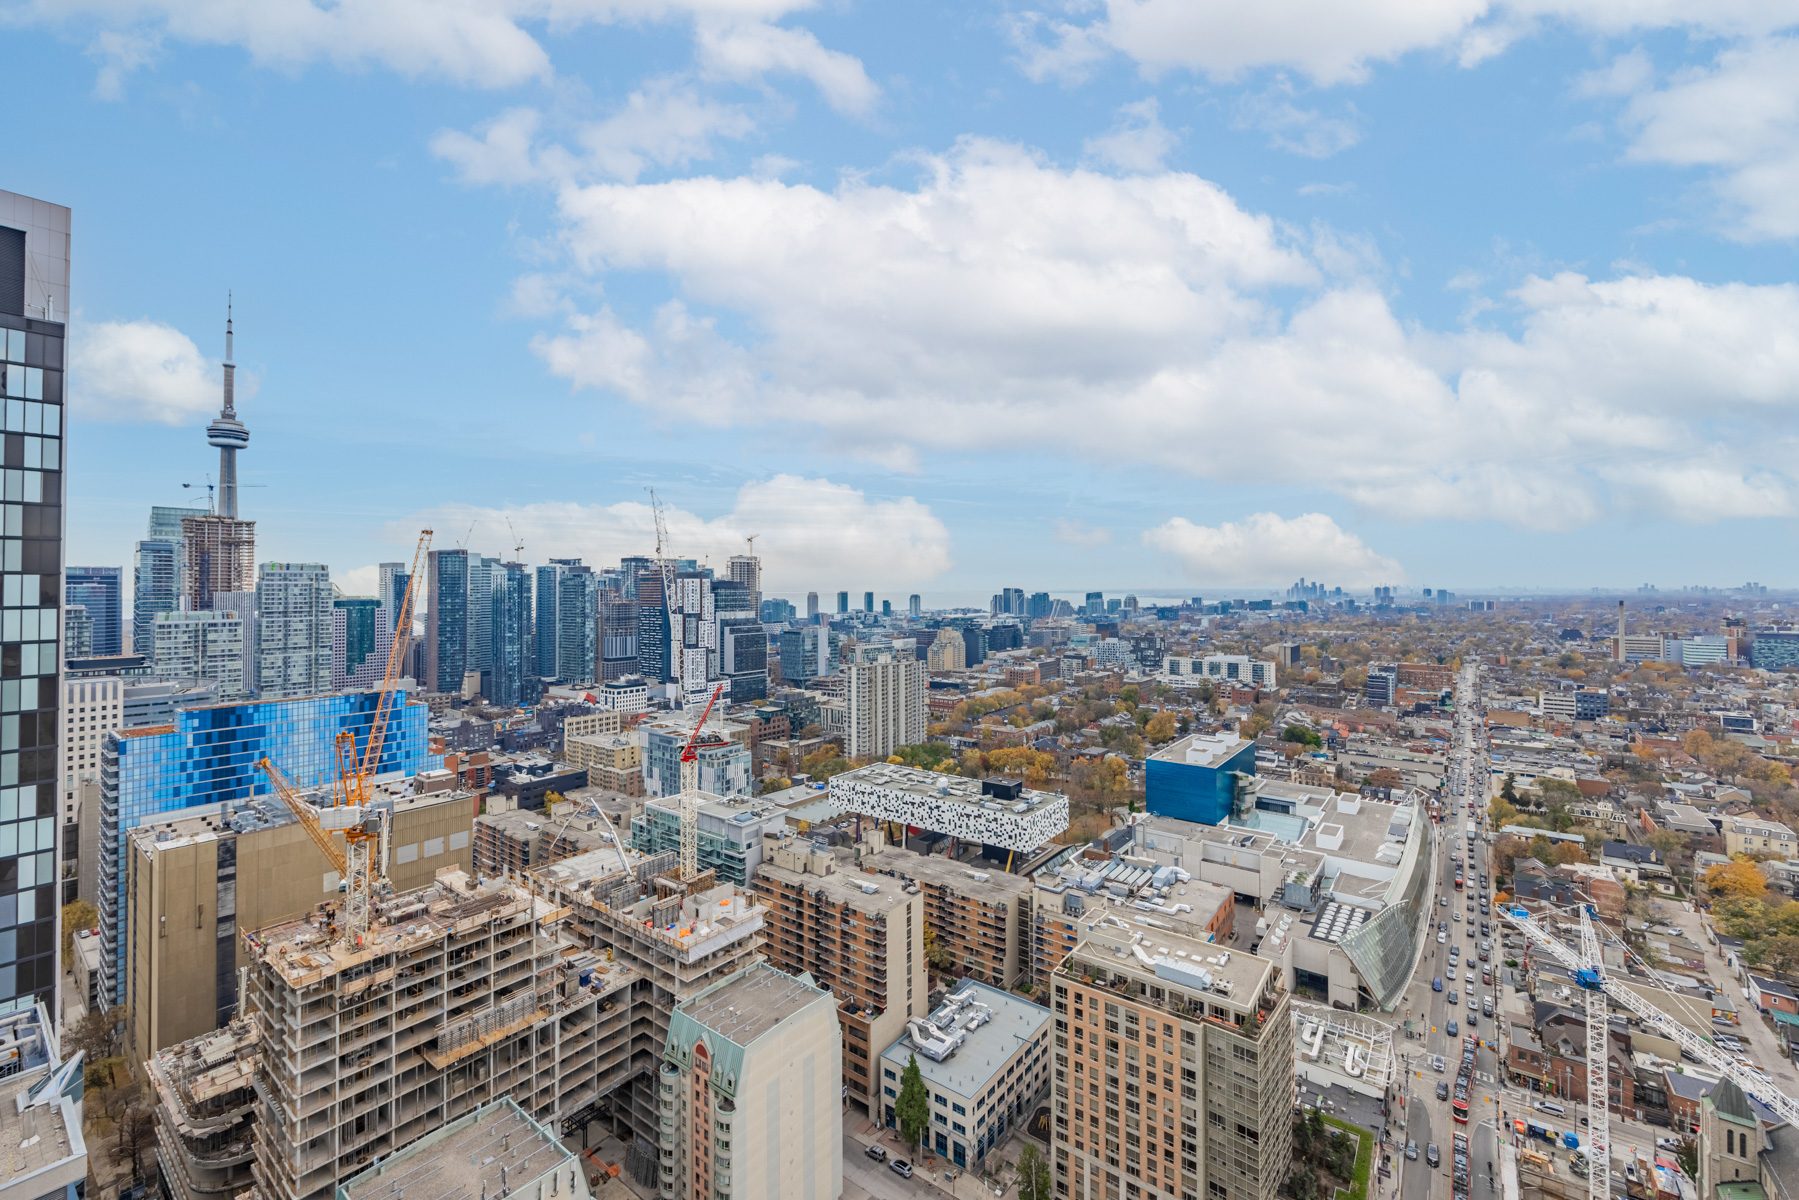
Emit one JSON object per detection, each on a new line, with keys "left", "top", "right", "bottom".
{"left": 1530, "top": 834, "right": 1556, "bottom": 867}
{"left": 61, "top": 898, "right": 97, "bottom": 960}
{"left": 1500, "top": 773, "right": 1519, "bottom": 803}
{"left": 896, "top": 1053, "right": 931, "bottom": 1158}
{"left": 1017, "top": 1143, "right": 1053, "bottom": 1200}
{"left": 1281, "top": 724, "right": 1322, "bottom": 748}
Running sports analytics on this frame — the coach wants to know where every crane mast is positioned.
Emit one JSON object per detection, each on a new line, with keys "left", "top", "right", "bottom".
{"left": 1502, "top": 901, "right": 1799, "bottom": 1200}
{"left": 678, "top": 684, "right": 726, "bottom": 882}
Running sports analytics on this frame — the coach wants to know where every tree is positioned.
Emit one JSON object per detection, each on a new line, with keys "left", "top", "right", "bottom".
{"left": 1493, "top": 836, "right": 1532, "bottom": 870}
{"left": 1281, "top": 725, "right": 1322, "bottom": 748}
{"left": 1530, "top": 834, "right": 1556, "bottom": 866}
{"left": 1017, "top": 1143, "right": 1053, "bottom": 1200}
{"left": 1501, "top": 773, "right": 1519, "bottom": 803}
{"left": 1145, "top": 711, "right": 1178, "bottom": 743}
{"left": 1685, "top": 729, "right": 1714, "bottom": 759}
{"left": 1703, "top": 859, "right": 1770, "bottom": 902}
{"left": 896, "top": 1052, "right": 931, "bottom": 1157}
{"left": 922, "top": 925, "right": 953, "bottom": 973}
{"left": 1366, "top": 768, "right": 1403, "bottom": 790}
{"left": 1551, "top": 842, "right": 1590, "bottom": 866}
{"left": 1646, "top": 830, "right": 1688, "bottom": 860}
{"left": 61, "top": 898, "right": 97, "bottom": 959}
{"left": 1757, "top": 934, "right": 1799, "bottom": 977}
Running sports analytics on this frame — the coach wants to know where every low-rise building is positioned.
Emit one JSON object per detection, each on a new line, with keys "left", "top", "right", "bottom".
{"left": 829, "top": 764, "right": 1068, "bottom": 853}
{"left": 0, "top": 1006, "right": 86, "bottom": 1200}
{"left": 876, "top": 981, "right": 1051, "bottom": 1170}
{"left": 565, "top": 731, "right": 644, "bottom": 794}
{"left": 1725, "top": 817, "right": 1798, "bottom": 858}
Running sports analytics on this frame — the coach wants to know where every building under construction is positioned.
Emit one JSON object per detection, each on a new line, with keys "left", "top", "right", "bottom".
{"left": 180, "top": 514, "right": 255, "bottom": 610}
{"left": 236, "top": 849, "right": 768, "bottom": 1200}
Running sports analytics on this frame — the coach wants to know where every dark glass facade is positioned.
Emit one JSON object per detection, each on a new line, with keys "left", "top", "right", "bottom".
{"left": 65, "top": 565, "right": 121, "bottom": 656}
{"left": 425, "top": 549, "right": 468, "bottom": 693}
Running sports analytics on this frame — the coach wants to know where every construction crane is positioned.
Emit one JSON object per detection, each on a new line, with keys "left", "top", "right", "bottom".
{"left": 1500, "top": 902, "right": 1799, "bottom": 1200}
{"left": 648, "top": 488, "right": 705, "bottom": 709}
{"left": 255, "top": 529, "right": 434, "bottom": 945}
{"left": 677, "top": 683, "right": 727, "bottom": 882}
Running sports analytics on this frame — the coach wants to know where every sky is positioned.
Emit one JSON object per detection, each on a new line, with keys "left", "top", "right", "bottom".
{"left": 9, "top": 0, "right": 1799, "bottom": 606}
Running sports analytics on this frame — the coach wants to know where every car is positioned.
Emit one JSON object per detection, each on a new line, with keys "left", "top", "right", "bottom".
{"left": 1449, "top": 990, "right": 1459, "bottom": 1004}
{"left": 1468, "top": 993, "right": 1478, "bottom": 1009}
{"left": 1480, "top": 922, "right": 1490, "bottom": 935}
{"left": 1433, "top": 977, "right": 1443, "bottom": 991}
{"left": 1483, "top": 998, "right": 1493, "bottom": 1016}
{"left": 1657, "top": 1138, "right": 1684, "bottom": 1151}
{"left": 1441, "top": 896, "right": 1450, "bottom": 907}
{"left": 1448, "top": 1020, "right": 1458, "bottom": 1035}
{"left": 865, "top": 1145, "right": 888, "bottom": 1162}
{"left": 1433, "top": 1055, "right": 1446, "bottom": 1072}
{"left": 1406, "top": 1141, "right": 1419, "bottom": 1161}
{"left": 1440, "top": 921, "right": 1448, "bottom": 932}
{"left": 1438, "top": 932, "right": 1447, "bottom": 944}
{"left": 1437, "top": 1081, "right": 1450, "bottom": 1100}
{"left": 890, "top": 1159, "right": 913, "bottom": 1179}
{"left": 1454, "top": 911, "right": 1463, "bottom": 922}
{"left": 1448, "top": 966, "right": 1458, "bottom": 980}
{"left": 1427, "top": 1145, "right": 1441, "bottom": 1168}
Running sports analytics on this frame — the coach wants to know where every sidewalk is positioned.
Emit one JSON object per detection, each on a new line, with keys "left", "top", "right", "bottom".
{"left": 845, "top": 1113, "right": 1021, "bottom": 1200}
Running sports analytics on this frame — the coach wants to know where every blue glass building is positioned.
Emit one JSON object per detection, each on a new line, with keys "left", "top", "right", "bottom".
{"left": 97, "top": 690, "right": 440, "bottom": 1008}
{"left": 132, "top": 538, "right": 179, "bottom": 655}
{"left": 1751, "top": 631, "right": 1799, "bottom": 671}
{"left": 65, "top": 566, "right": 122, "bottom": 657}
{"left": 1144, "top": 732, "right": 1256, "bottom": 826}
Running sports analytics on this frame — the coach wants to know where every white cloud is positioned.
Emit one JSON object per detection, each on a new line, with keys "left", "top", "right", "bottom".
{"left": 1083, "top": 99, "right": 1178, "bottom": 172}
{"left": 515, "top": 140, "right": 1799, "bottom": 530}
{"left": 1143, "top": 512, "right": 1404, "bottom": 588}
{"left": 335, "top": 564, "right": 380, "bottom": 597}
{"left": 1052, "top": 519, "right": 1114, "bottom": 547}
{"left": 1615, "top": 36, "right": 1799, "bottom": 240}
{"left": 393, "top": 476, "right": 951, "bottom": 592}
{"left": 694, "top": 19, "right": 879, "bottom": 115}
{"left": 1007, "top": 0, "right": 1799, "bottom": 88}
{"left": 70, "top": 318, "right": 239, "bottom": 424}
{"left": 1232, "top": 79, "right": 1361, "bottom": 157}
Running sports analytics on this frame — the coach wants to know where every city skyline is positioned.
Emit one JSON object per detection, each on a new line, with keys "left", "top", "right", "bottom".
{"left": 13, "top": 4, "right": 1799, "bottom": 592}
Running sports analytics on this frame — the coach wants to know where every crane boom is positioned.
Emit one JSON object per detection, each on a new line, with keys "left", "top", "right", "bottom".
{"left": 257, "top": 755, "right": 347, "bottom": 875}
{"left": 357, "top": 529, "right": 433, "bottom": 789}
{"left": 678, "top": 683, "right": 726, "bottom": 882}
{"left": 1502, "top": 905, "right": 1799, "bottom": 1136}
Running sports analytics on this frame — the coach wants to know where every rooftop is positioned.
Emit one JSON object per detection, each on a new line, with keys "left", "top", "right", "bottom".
{"left": 1063, "top": 918, "right": 1279, "bottom": 1020}
{"left": 830, "top": 763, "right": 1062, "bottom": 817}
{"left": 874, "top": 846, "right": 1036, "bottom": 901}
{"left": 1149, "top": 731, "right": 1250, "bottom": 768}
{"left": 338, "top": 1099, "right": 578, "bottom": 1200}
{"left": 680, "top": 962, "right": 833, "bottom": 1048}
{"left": 755, "top": 858, "right": 915, "bottom": 915}
{"left": 878, "top": 980, "right": 1050, "bottom": 1101}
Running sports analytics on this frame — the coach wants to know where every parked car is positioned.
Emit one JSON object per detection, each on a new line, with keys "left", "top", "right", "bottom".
{"left": 1438, "top": 932, "right": 1447, "bottom": 944}
{"left": 890, "top": 1159, "right": 913, "bottom": 1179}
{"left": 866, "top": 1145, "right": 888, "bottom": 1162}
{"left": 1433, "top": 978, "right": 1443, "bottom": 992}
{"left": 1407, "top": 1141, "right": 1420, "bottom": 1161}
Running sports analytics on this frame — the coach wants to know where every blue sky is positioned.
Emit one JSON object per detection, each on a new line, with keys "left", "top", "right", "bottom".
{"left": 10, "top": 0, "right": 1799, "bottom": 605}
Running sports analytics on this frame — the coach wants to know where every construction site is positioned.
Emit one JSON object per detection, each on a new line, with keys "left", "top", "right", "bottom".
{"left": 147, "top": 540, "right": 780, "bottom": 1200}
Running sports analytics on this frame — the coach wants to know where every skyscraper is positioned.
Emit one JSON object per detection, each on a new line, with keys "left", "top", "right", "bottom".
{"left": 713, "top": 580, "right": 765, "bottom": 702}
{"left": 908, "top": 594, "right": 921, "bottom": 618}
{"left": 1084, "top": 591, "right": 1104, "bottom": 616}
{"left": 490, "top": 561, "right": 532, "bottom": 705}
{"left": 133, "top": 539, "right": 179, "bottom": 654}
{"left": 599, "top": 596, "right": 638, "bottom": 683}
{"left": 806, "top": 591, "right": 819, "bottom": 620}
{"left": 0, "top": 189, "right": 68, "bottom": 1016}
{"left": 1028, "top": 591, "right": 1051, "bottom": 619}
{"left": 331, "top": 597, "right": 390, "bottom": 690}
{"left": 670, "top": 571, "right": 713, "bottom": 707}
{"left": 376, "top": 562, "right": 406, "bottom": 613}
{"left": 863, "top": 591, "right": 874, "bottom": 613}
{"left": 836, "top": 591, "right": 848, "bottom": 614}
{"left": 619, "top": 554, "right": 653, "bottom": 601}
{"left": 844, "top": 652, "right": 927, "bottom": 761}
{"left": 726, "top": 552, "right": 761, "bottom": 611}
{"left": 635, "top": 568, "right": 670, "bottom": 683}
{"left": 255, "top": 563, "right": 332, "bottom": 698}
{"left": 424, "top": 549, "right": 468, "bottom": 694}
{"left": 534, "top": 561, "right": 566, "bottom": 680}
{"left": 148, "top": 505, "right": 209, "bottom": 545}
{"left": 465, "top": 554, "right": 496, "bottom": 680}
{"left": 154, "top": 611, "right": 246, "bottom": 696}
{"left": 556, "top": 564, "right": 597, "bottom": 689}
{"left": 65, "top": 566, "right": 122, "bottom": 656}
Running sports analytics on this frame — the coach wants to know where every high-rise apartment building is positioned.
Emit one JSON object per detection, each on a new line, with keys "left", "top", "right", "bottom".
{"left": 491, "top": 561, "right": 532, "bottom": 705}
{"left": 619, "top": 554, "right": 654, "bottom": 600}
{"left": 863, "top": 590, "right": 874, "bottom": 613}
{"left": 534, "top": 560, "right": 566, "bottom": 679}
{"left": 211, "top": 589, "right": 259, "bottom": 694}
{"left": 845, "top": 653, "right": 927, "bottom": 761}
{"left": 599, "top": 595, "right": 638, "bottom": 682}
{"left": 725, "top": 552, "right": 761, "bottom": 607}
{"left": 751, "top": 840, "right": 927, "bottom": 1116}
{"left": 64, "top": 605, "right": 91, "bottom": 657}
{"left": 778, "top": 625, "right": 836, "bottom": 683}
{"left": 132, "top": 538, "right": 178, "bottom": 653}
{"left": 1029, "top": 591, "right": 1051, "bottom": 618}
{"left": 331, "top": 597, "right": 391, "bottom": 690}
{"left": 636, "top": 568, "right": 670, "bottom": 682}
{"left": 376, "top": 561, "right": 406, "bottom": 612}
{"left": 1050, "top": 925, "right": 1293, "bottom": 1200}
{"left": 149, "top": 505, "right": 209, "bottom": 546}
{"left": 658, "top": 964, "right": 842, "bottom": 1200}
{"left": 909, "top": 594, "right": 921, "bottom": 618}
{"left": 153, "top": 611, "right": 246, "bottom": 696}
{"left": 557, "top": 563, "right": 597, "bottom": 688}
{"left": 836, "top": 590, "right": 849, "bottom": 614}
{"left": 65, "top": 566, "right": 122, "bottom": 656}
{"left": 1084, "top": 591, "right": 1104, "bottom": 616}
{"left": 255, "top": 562, "right": 332, "bottom": 698}
{"left": 0, "top": 189, "right": 70, "bottom": 1018}
{"left": 424, "top": 548, "right": 468, "bottom": 694}
{"left": 465, "top": 554, "right": 495, "bottom": 679}
{"left": 927, "top": 629, "right": 967, "bottom": 671}
{"left": 97, "top": 688, "right": 439, "bottom": 1010}
{"left": 806, "top": 591, "right": 819, "bottom": 620}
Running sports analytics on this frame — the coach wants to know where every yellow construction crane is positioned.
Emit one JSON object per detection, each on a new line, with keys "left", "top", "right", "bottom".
{"left": 255, "top": 530, "right": 434, "bottom": 945}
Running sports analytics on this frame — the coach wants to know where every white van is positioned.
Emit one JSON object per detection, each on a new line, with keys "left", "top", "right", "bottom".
{"left": 1537, "top": 1102, "right": 1566, "bottom": 1117}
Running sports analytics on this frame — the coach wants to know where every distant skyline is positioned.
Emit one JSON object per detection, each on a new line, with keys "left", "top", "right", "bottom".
{"left": 12, "top": 1, "right": 1799, "bottom": 593}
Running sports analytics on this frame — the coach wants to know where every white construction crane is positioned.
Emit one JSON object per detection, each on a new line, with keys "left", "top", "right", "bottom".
{"left": 677, "top": 683, "right": 727, "bottom": 882}
{"left": 1500, "top": 902, "right": 1799, "bottom": 1200}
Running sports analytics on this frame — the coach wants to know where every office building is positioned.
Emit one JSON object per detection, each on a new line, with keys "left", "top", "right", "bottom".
{"left": 491, "top": 560, "right": 533, "bottom": 704}
{"left": 600, "top": 595, "right": 638, "bottom": 682}
{"left": 65, "top": 565, "right": 122, "bottom": 656}
{"left": 715, "top": 579, "right": 767, "bottom": 702}
{"left": 845, "top": 652, "right": 927, "bottom": 761}
{"left": 254, "top": 562, "right": 332, "bottom": 698}
{"left": 659, "top": 964, "right": 842, "bottom": 1200}
{"left": 133, "top": 537, "right": 179, "bottom": 653}
{"left": 807, "top": 591, "right": 819, "bottom": 620}
{"left": 836, "top": 590, "right": 848, "bottom": 614}
{"left": 97, "top": 688, "right": 439, "bottom": 1009}
{"left": 830, "top": 766, "right": 1069, "bottom": 852}
{"left": 124, "top": 784, "right": 475, "bottom": 1055}
{"left": 1751, "top": 630, "right": 1799, "bottom": 671}
{"left": 909, "top": 594, "right": 921, "bottom": 618}
{"left": 596, "top": 675, "right": 649, "bottom": 714}
{"left": 876, "top": 982, "right": 1050, "bottom": 1169}
{"left": 154, "top": 611, "right": 247, "bottom": 696}
{"left": 1144, "top": 732, "right": 1255, "bottom": 826}
{"left": 779, "top": 624, "right": 837, "bottom": 682}
{"left": 0, "top": 1006, "right": 86, "bottom": 1200}
{"left": 642, "top": 715, "right": 751, "bottom": 798}
{"left": 1052, "top": 924, "right": 1293, "bottom": 1200}
{"left": 332, "top": 598, "right": 392, "bottom": 690}
{"left": 425, "top": 548, "right": 468, "bottom": 693}
{"left": 1668, "top": 635, "right": 1731, "bottom": 666}
{"left": 960, "top": 626, "right": 987, "bottom": 667}
{"left": 0, "top": 190, "right": 68, "bottom": 1018}
{"left": 149, "top": 504, "right": 209, "bottom": 545}
{"left": 752, "top": 838, "right": 927, "bottom": 1116}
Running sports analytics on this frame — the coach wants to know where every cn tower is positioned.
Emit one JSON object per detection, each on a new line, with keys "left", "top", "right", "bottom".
{"left": 206, "top": 299, "right": 249, "bottom": 517}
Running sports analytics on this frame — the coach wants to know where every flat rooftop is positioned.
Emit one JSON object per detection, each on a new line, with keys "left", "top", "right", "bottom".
{"left": 1150, "top": 731, "right": 1249, "bottom": 768}
{"left": 875, "top": 846, "right": 1036, "bottom": 901}
{"left": 879, "top": 980, "right": 1049, "bottom": 1102}
{"left": 755, "top": 859, "right": 915, "bottom": 915}
{"left": 1065, "top": 919, "right": 1276, "bottom": 1018}
{"left": 339, "top": 1099, "right": 574, "bottom": 1200}
{"left": 680, "top": 963, "right": 832, "bottom": 1048}
{"left": 831, "top": 763, "right": 1062, "bottom": 817}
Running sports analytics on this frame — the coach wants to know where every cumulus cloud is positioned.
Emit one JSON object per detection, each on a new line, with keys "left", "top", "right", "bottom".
{"left": 390, "top": 475, "right": 951, "bottom": 592}
{"left": 1007, "top": 0, "right": 1798, "bottom": 88}
{"left": 70, "top": 318, "right": 239, "bottom": 424}
{"left": 694, "top": 19, "right": 879, "bottom": 115}
{"left": 1083, "top": 99, "right": 1178, "bottom": 172}
{"left": 1613, "top": 36, "right": 1799, "bottom": 240}
{"left": 517, "top": 140, "right": 1799, "bottom": 529}
{"left": 1143, "top": 512, "right": 1403, "bottom": 588}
